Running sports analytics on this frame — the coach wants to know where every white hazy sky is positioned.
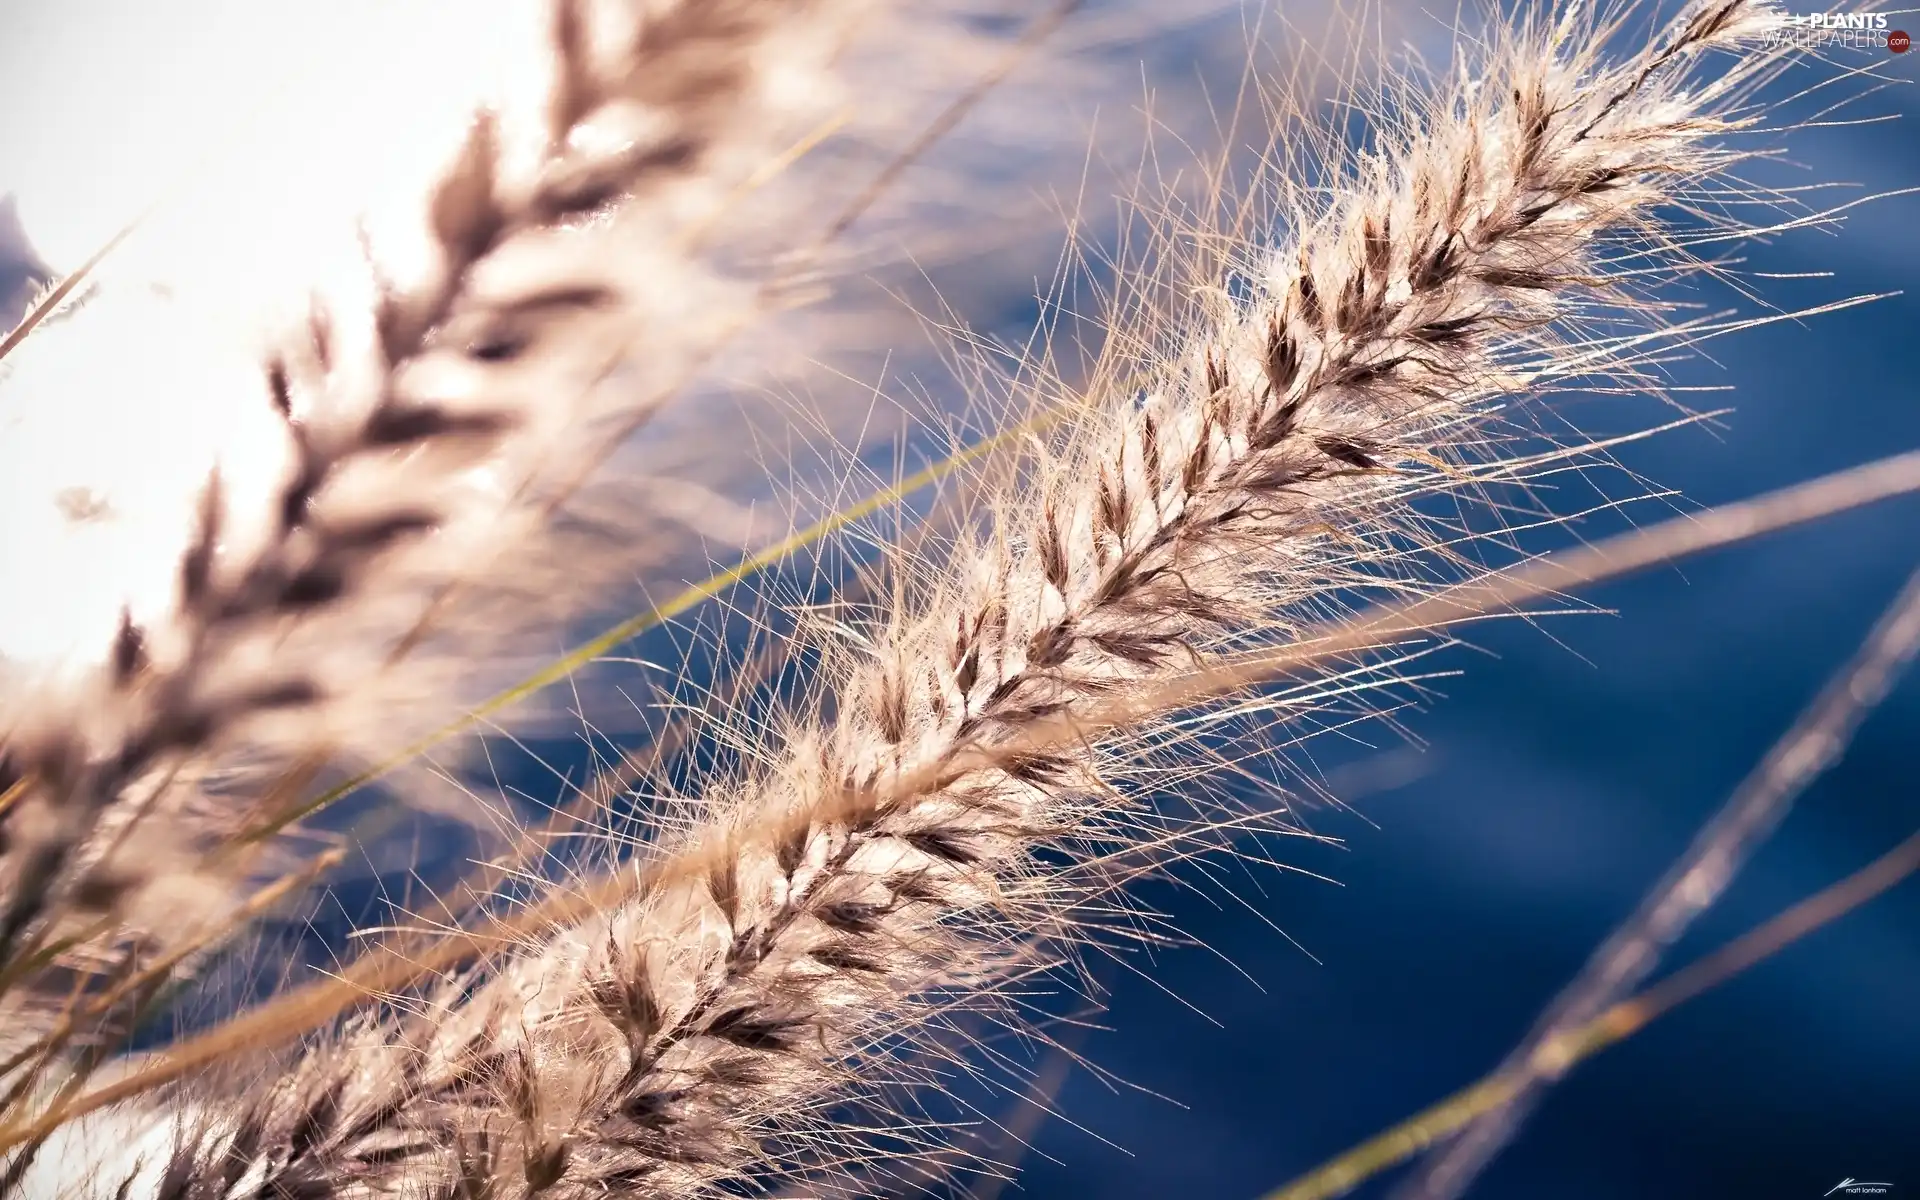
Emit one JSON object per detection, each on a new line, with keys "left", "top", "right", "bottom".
{"left": 0, "top": 0, "right": 543, "bottom": 289}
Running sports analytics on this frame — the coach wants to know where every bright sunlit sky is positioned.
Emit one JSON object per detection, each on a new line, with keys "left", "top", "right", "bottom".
{"left": 0, "top": 1, "right": 551, "bottom": 677}
{"left": 0, "top": 0, "right": 542, "bottom": 286}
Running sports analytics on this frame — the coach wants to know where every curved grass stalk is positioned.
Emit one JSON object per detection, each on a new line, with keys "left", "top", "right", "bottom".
{"left": 1263, "top": 826, "right": 1920, "bottom": 1200}
{"left": 0, "top": 222, "right": 130, "bottom": 366}
{"left": 1395, "top": 562, "right": 1920, "bottom": 1200}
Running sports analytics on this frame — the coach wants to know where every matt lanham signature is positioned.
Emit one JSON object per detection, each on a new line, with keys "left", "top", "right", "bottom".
{"left": 1825, "top": 1180, "right": 1894, "bottom": 1197}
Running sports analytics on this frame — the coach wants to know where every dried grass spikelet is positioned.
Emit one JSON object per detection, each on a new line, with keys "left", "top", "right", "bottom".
{"left": 5, "top": 2, "right": 1820, "bottom": 1197}
{"left": 0, "top": 0, "right": 877, "bottom": 1091}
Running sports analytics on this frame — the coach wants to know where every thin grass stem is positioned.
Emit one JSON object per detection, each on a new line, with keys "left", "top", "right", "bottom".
{"left": 1396, "top": 563, "right": 1920, "bottom": 1200}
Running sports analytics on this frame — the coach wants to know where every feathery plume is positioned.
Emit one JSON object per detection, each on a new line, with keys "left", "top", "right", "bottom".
{"left": 0, "top": 0, "right": 870, "bottom": 1085}
{"left": 13, "top": 3, "right": 1823, "bottom": 1197}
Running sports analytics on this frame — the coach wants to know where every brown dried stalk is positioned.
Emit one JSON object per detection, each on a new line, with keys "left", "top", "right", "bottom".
{"left": 1398, "top": 563, "right": 1920, "bottom": 1200}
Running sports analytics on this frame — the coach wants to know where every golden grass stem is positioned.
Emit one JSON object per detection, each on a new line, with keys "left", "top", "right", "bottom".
{"left": 1396, "top": 556, "right": 1920, "bottom": 1200}
{"left": 0, "top": 223, "right": 136, "bottom": 366}
{"left": 0, "top": 850, "right": 347, "bottom": 1116}
{"left": 1260, "top": 827, "right": 1920, "bottom": 1200}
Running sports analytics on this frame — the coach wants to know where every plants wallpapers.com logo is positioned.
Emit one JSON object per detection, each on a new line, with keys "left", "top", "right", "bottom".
{"left": 1765, "top": 11, "right": 1912, "bottom": 51}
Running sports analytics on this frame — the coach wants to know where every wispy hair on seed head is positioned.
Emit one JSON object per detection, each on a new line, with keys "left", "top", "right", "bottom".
{"left": 0, "top": 0, "right": 1114, "bottom": 1117}
{"left": 1, "top": 0, "right": 1897, "bottom": 1196}
{"left": 0, "top": 0, "right": 1185, "bottom": 1061}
